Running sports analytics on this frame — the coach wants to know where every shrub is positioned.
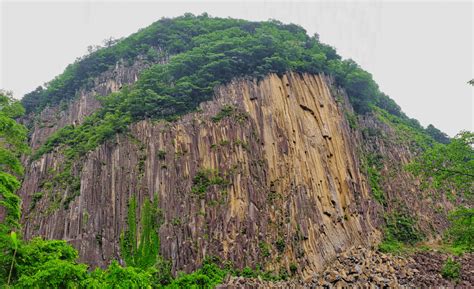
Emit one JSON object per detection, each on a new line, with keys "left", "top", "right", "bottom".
{"left": 157, "top": 149, "right": 166, "bottom": 160}
{"left": 275, "top": 238, "right": 286, "bottom": 253}
{"left": 445, "top": 207, "right": 474, "bottom": 253}
{"left": 384, "top": 212, "right": 422, "bottom": 245}
{"left": 259, "top": 242, "right": 271, "bottom": 257}
{"left": 289, "top": 263, "right": 298, "bottom": 275}
{"left": 378, "top": 211, "right": 422, "bottom": 253}
{"left": 441, "top": 258, "right": 461, "bottom": 281}
{"left": 191, "top": 169, "right": 228, "bottom": 197}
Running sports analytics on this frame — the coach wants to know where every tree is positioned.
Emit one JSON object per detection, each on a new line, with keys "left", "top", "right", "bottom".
{"left": 406, "top": 131, "right": 474, "bottom": 198}
{"left": 0, "top": 91, "right": 28, "bottom": 284}
{"left": 445, "top": 207, "right": 473, "bottom": 253}
{"left": 0, "top": 91, "right": 28, "bottom": 231}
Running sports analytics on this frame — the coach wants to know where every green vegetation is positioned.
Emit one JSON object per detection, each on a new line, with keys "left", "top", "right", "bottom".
{"left": 407, "top": 131, "right": 473, "bottom": 199}
{"left": 212, "top": 105, "right": 248, "bottom": 123}
{"left": 258, "top": 242, "right": 271, "bottom": 258}
{"left": 157, "top": 150, "right": 166, "bottom": 160}
{"left": 0, "top": 91, "right": 28, "bottom": 285}
{"left": 344, "top": 111, "right": 358, "bottom": 129}
{"left": 378, "top": 211, "right": 422, "bottom": 254}
{"left": 374, "top": 106, "right": 436, "bottom": 149}
{"left": 405, "top": 130, "right": 473, "bottom": 255}
{"left": 168, "top": 259, "right": 227, "bottom": 288}
{"left": 444, "top": 207, "right": 473, "bottom": 254}
{"left": 212, "top": 105, "right": 235, "bottom": 122}
{"left": 275, "top": 238, "right": 286, "bottom": 253}
{"left": 289, "top": 263, "right": 298, "bottom": 275}
{"left": 191, "top": 168, "right": 229, "bottom": 198}
{"left": 4, "top": 237, "right": 228, "bottom": 288}
{"left": 120, "top": 196, "right": 162, "bottom": 268}
{"left": 29, "top": 192, "right": 44, "bottom": 210}
{"left": 364, "top": 153, "right": 386, "bottom": 205}
{"left": 440, "top": 258, "right": 461, "bottom": 281}
{"left": 32, "top": 14, "right": 416, "bottom": 163}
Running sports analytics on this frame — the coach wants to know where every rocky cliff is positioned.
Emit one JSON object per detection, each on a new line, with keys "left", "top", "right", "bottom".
{"left": 24, "top": 54, "right": 168, "bottom": 150}
{"left": 20, "top": 72, "right": 384, "bottom": 276}
{"left": 19, "top": 69, "right": 451, "bottom": 278}
{"left": 4, "top": 13, "right": 470, "bottom": 289}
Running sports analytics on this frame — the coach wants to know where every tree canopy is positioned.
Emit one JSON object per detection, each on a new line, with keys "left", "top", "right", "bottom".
{"left": 407, "top": 131, "right": 473, "bottom": 199}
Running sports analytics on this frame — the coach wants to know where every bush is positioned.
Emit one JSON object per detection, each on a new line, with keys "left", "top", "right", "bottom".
{"left": 384, "top": 212, "right": 422, "bottom": 245}
{"left": 378, "top": 239, "right": 405, "bottom": 254}
{"left": 445, "top": 207, "right": 474, "bottom": 253}
{"left": 168, "top": 258, "right": 227, "bottom": 288}
{"left": 441, "top": 258, "right": 461, "bottom": 281}
{"left": 259, "top": 242, "right": 271, "bottom": 257}
{"left": 191, "top": 169, "right": 228, "bottom": 197}
{"left": 275, "top": 238, "right": 286, "bottom": 253}
{"left": 378, "top": 211, "right": 422, "bottom": 253}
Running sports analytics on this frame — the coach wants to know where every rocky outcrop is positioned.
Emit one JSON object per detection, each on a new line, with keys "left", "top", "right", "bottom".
{"left": 219, "top": 248, "right": 474, "bottom": 288}
{"left": 359, "top": 115, "right": 454, "bottom": 235}
{"left": 20, "top": 73, "right": 380, "bottom": 275}
{"left": 406, "top": 251, "right": 474, "bottom": 287}
{"left": 26, "top": 53, "right": 169, "bottom": 150}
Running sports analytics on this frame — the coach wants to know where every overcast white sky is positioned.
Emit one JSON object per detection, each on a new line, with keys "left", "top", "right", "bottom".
{"left": 1, "top": 0, "right": 472, "bottom": 136}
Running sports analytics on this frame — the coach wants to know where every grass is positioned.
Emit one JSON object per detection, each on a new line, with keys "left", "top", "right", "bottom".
{"left": 378, "top": 239, "right": 406, "bottom": 254}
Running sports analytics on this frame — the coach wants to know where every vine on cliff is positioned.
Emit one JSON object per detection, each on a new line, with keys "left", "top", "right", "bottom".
{"left": 120, "top": 195, "right": 163, "bottom": 269}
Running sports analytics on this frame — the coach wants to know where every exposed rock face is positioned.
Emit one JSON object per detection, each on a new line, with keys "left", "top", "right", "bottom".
{"left": 20, "top": 73, "right": 380, "bottom": 275}
{"left": 359, "top": 115, "right": 453, "bottom": 235}
{"left": 25, "top": 54, "right": 168, "bottom": 150}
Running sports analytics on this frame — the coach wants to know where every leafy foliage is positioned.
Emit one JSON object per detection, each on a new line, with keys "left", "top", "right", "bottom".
{"left": 364, "top": 153, "right": 386, "bottom": 205}
{"left": 0, "top": 92, "right": 28, "bottom": 177}
{"left": 191, "top": 169, "right": 229, "bottom": 197}
{"left": 275, "top": 238, "right": 286, "bottom": 253}
{"left": 441, "top": 258, "right": 461, "bottom": 281}
{"left": 3, "top": 237, "right": 82, "bottom": 286}
{"left": 120, "top": 196, "right": 162, "bottom": 269}
{"left": 0, "top": 91, "right": 29, "bottom": 286}
{"left": 406, "top": 131, "right": 473, "bottom": 198}
{"left": 3, "top": 235, "right": 232, "bottom": 288}
{"left": 258, "top": 242, "right": 271, "bottom": 258}
{"left": 167, "top": 259, "right": 227, "bottom": 288}
{"left": 444, "top": 207, "right": 474, "bottom": 253}
{"left": 379, "top": 211, "right": 422, "bottom": 253}
{"left": 21, "top": 14, "right": 251, "bottom": 114}
{"left": 85, "top": 260, "right": 155, "bottom": 288}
